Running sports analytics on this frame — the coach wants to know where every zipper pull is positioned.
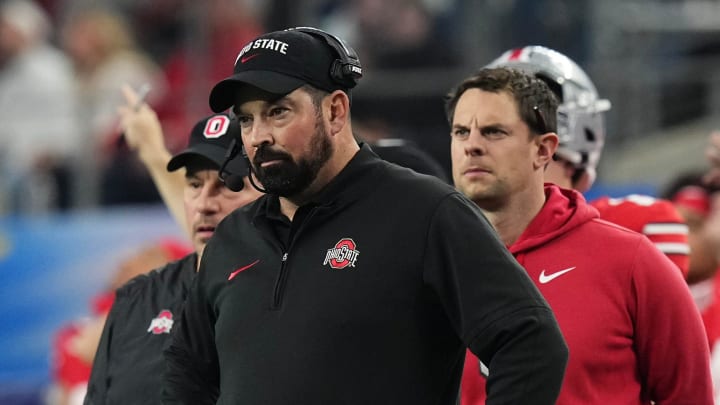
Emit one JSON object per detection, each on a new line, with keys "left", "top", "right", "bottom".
{"left": 282, "top": 253, "right": 288, "bottom": 262}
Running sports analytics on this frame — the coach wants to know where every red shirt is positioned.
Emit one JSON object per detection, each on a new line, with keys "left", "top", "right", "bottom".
{"left": 591, "top": 194, "right": 690, "bottom": 278}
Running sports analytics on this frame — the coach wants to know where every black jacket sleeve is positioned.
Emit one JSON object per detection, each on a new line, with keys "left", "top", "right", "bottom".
{"left": 422, "top": 193, "right": 568, "bottom": 405}
{"left": 84, "top": 292, "right": 124, "bottom": 405}
{"left": 162, "top": 260, "right": 219, "bottom": 405}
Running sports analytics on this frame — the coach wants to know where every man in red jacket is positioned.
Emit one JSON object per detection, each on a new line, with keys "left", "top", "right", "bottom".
{"left": 447, "top": 66, "right": 712, "bottom": 404}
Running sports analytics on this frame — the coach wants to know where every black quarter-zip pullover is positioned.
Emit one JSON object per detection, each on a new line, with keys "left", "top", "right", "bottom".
{"left": 163, "top": 145, "right": 567, "bottom": 405}
{"left": 85, "top": 254, "right": 197, "bottom": 404}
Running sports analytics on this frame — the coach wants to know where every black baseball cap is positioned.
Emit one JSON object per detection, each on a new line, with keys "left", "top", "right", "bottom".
{"left": 209, "top": 28, "right": 351, "bottom": 113}
{"left": 167, "top": 113, "right": 248, "bottom": 176}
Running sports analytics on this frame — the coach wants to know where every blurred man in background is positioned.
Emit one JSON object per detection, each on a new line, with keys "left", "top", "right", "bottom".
{"left": 662, "top": 170, "right": 720, "bottom": 400}
{"left": 85, "top": 91, "right": 262, "bottom": 404}
{"left": 49, "top": 238, "right": 191, "bottom": 405}
{"left": 60, "top": 7, "right": 168, "bottom": 207}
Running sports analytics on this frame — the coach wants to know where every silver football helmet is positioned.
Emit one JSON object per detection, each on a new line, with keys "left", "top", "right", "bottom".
{"left": 487, "top": 46, "right": 611, "bottom": 186}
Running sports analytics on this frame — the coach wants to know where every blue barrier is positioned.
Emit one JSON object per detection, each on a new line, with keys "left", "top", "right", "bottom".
{"left": 0, "top": 205, "right": 185, "bottom": 399}
{"left": 584, "top": 182, "right": 658, "bottom": 201}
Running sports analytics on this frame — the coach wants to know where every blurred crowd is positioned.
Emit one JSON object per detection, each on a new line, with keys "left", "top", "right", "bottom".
{"left": 0, "top": 0, "right": 463, "bottom": 215}
{"left": 0, "top": 0, "right": 264, "bottom": 213}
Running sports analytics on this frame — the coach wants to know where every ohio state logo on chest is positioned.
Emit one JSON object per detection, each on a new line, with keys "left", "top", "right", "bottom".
{"left": 147, "top": 309, "right": 174, "bottom": 334}
{"left": 323, "top": 238, "right": 360, "bottom": 269}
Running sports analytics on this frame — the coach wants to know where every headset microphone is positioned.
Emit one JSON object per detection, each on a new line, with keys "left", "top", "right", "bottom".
{"left": 223, "top": 172, "right": 247, "bottom": 193}
{"left": 218, "top": 138, "right": 247, "bottom": 192}
{"left": 219, "top": 139, "right": 268, "bottom": 193}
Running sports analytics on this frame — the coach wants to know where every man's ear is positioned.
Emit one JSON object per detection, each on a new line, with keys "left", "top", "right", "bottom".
{"left": 534, "top": 132, "right": 559, "bottom": 170}
{"left": 326, "top": 90, "right": 350, "bottom": 135}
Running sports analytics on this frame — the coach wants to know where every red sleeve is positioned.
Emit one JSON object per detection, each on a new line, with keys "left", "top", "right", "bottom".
{"left": 51, "top": 323, "right": 92, "bottom": 388}
{"left": 592, "top": 195, "right": 690, "bottom": 278}
{"left": 461, "top": 349, "right": 487, "bottom": 405}
{"left": 631, "top": 239, "right": 712, "bottom": 403}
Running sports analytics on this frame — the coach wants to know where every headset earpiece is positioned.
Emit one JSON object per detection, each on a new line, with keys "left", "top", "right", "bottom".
{"left": 292, "top": 27, "right": 363, "bottom": 89}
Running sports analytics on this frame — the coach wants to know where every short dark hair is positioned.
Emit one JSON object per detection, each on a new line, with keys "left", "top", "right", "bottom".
{"left": 445, "top": 67, "right": 559, "bottom": 136}
{"left": 300, "top": 83, "right": 354, "bottom": 122}
{"left": 300, "top": 84, "right": 330, "bottom": 111}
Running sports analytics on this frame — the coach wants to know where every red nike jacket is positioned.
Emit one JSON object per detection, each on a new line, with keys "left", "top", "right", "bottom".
{"left": 461, "top": 184, "right": 712, "bottom": 405}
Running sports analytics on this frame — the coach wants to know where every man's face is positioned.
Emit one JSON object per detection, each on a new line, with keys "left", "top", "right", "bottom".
{"left": 184, "top": 164, "right": 262, "bottom": 255}
{"left": 450, "top": 88, "right": 537, "bottom": 209}
{"left": 235, "top": 88, "right": 333, "bottom": 198}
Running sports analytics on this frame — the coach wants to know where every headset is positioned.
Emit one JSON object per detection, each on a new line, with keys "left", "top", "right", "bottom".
{"left": 290, "top": 26, "right": 363, "bottom": 89}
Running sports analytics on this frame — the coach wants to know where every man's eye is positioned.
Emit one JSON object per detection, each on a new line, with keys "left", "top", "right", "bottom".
{"left": 483, "top": 129, "right": 506, "bottom": 139}
{"left": 268, "top": 107, "right": 288, "bottom": 117}
{"left": 452, "top": 128, "right": 469, "bottom": 138}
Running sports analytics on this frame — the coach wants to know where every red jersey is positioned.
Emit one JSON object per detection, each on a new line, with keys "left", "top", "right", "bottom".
{"left": 461, "top": 185, "right": 711, "bottom": 405}
{"left": 590, "top": 194, "right": 690, "bottom": 278}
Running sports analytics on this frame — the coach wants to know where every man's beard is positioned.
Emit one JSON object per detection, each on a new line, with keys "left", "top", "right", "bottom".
{"left": 252, "top": 116, "right": 333, "bottom": 197}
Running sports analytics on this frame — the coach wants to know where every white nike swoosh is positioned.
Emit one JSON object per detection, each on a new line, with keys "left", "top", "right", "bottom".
{"left": 539, "top": 266, "right": 577, "bottom": 284}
